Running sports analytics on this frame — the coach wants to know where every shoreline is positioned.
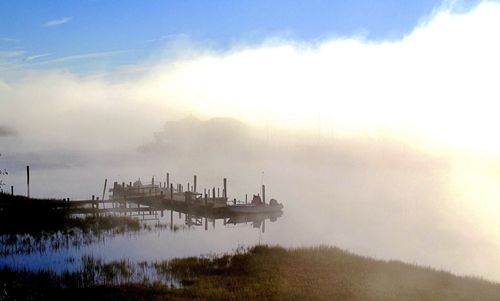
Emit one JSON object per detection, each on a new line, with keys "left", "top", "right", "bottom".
{"left": 1, "top": 245, "right": 499, "bottom": 301}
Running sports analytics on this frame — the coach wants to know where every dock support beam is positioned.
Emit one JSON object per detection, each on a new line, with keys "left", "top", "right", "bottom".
{"left": 194, "top": 175, "right": 197, "bottom": 193}
{"left": 262, "top": 185, "right": 266, "bottom": 205}
{"left": 26, "top": 165, "right": 30, "bottom": 198}
{"left": 223, "top": 178, "right": 227, "bottom": 200}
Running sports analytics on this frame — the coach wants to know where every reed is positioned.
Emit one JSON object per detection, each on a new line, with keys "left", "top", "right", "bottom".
{"left": 1, "top": 245, "right": 500, "bottom": 300}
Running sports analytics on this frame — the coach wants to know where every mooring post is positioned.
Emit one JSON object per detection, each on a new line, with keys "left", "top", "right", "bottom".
{"left": 10, "top": 186, "right": 13, "bottom": 196}
{"left": 26, "top": 165, "right": 30, "bottom": 198}
{"left": 187, "top": 182, "right": 190, "bottom": 192}
{"left": 217, "top": 188, "right": 219, "bottom": 197}
{"left": 262, "top": 185, "right": 266, "bottom": 205}
{"left": 166, "top": 173, "right": 170, "bottom": 189}
{"left": 92, "top": 195, "right": 95, "bottom": 201}
{"left": 245, "top": 194, "right": 248, "bottom": 204}
{"left": 212, "top": 187, "right": 215, "bottom": 201}
{"left": 102, "top": 179, "right": 107, "bottom": 203}
{"left": 223, "top": 178, "right": 227, "bottom": 200}
{"left": 194, "top": 175, "right": 197, "bottom": 193}
{"left": 170, "top": 183, "right": 173, "bottom": 201}
{"left": 204, "top": 193, "right": 207, "bottom": 206}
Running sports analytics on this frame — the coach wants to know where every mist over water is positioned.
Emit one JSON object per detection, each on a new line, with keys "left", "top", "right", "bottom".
{"left": 2, "top": 117, "right": 500, "bottom": 282}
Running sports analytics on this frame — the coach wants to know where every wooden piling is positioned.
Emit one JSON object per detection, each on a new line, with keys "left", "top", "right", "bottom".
{"left": 194, "top": 175, "right": 197, "bottom": 192}
{"left": 223, "top": 178, "right": 227, "bottom": 200}
{"left": 10, "top": 185, "right": 13, "bottom": 196}
{"left": 170, "top": 184, "right": 173, "bottom": 201}
{"left": 102, "top": 179, "right": 107, "bottom": 202}
{"left": 167, "top": 173, "right": 170, "bottom": 189}
{"left": 26, "top": 165, "right": 30, "bottom": 198}
{"left": 262, "top": 185, "right": 266, "bottom": 205}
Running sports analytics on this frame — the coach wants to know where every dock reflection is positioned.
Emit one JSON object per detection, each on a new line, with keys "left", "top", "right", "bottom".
{"left": 0, "top": 200, "right": 283, "bottom": 256}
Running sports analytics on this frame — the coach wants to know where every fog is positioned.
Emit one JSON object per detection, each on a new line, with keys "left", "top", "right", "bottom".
{"left": 2, "top": 1, "right": 500, "bottom": 153}
{"left": 2, "top": 115, "right": 500, "bottom": 281}
{"left": 1, "top": 0, "right": 500, "bottom": 282}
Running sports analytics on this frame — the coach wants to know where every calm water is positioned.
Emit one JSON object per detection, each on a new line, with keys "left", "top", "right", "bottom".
{"left": 2, "top": 154, "right": 500, "bottom": 282}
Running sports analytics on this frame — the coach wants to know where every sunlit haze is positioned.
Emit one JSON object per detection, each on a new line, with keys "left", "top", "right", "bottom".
{"left": 1, "top": 1, "right": 499, "bottom": 154}
{"left": 2, "top": 0, "right": 500, "bottom": 290}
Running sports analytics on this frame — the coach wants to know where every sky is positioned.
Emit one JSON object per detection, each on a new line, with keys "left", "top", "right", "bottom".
{"left": 1, "top": 0, "right": 500, "bottom": 154}
{"left": 0, "top": 0, "right": 479, "bottom": 72}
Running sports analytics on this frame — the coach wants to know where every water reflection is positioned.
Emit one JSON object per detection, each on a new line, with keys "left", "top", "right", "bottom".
{"left": 0, "top": 199, "right": 283, "bottom": 260}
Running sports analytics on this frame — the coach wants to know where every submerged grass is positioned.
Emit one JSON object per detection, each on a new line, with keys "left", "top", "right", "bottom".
{"left": 1, "top": 245, "right": 500, "bottom": 300}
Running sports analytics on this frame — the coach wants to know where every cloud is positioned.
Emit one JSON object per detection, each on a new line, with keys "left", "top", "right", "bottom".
{"left": 1, "top": 1, "right": 500, "bottom": 154}
{"left": 0, "top": 51, "right": 24, "bottom": 58}
{"left": 0, "top": 38, "right": 20, "bottom": 43}
{"left": 31, "top": 50, "right": 133, "bottom": 65}
{"left": 44, "top": 17, "right": 72, "bottom": 27}
{"left": 24, "top": 53, "right": 54, "bottom": 62}
{"left": 0, "top": 51, "right": 24, "bottom": 71}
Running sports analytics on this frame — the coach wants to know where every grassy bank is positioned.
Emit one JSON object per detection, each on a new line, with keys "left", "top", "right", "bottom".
{"left": 1, "top": 245, "right": 500, "bottom": 300}
{"left": 0, "top": 192, "right": 141, "bottom": 235}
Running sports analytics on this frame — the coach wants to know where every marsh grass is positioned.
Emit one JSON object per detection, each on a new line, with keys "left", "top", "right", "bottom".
{"left": 1, "top": 245, "right": 500, "bottom": 300}
{"left": 0, "top": 216, "right": 141, "bottom": 255}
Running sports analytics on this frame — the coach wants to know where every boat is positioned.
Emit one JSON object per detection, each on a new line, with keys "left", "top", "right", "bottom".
{"left": 228, "top": 195, "right": 283, "bottom": 214}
